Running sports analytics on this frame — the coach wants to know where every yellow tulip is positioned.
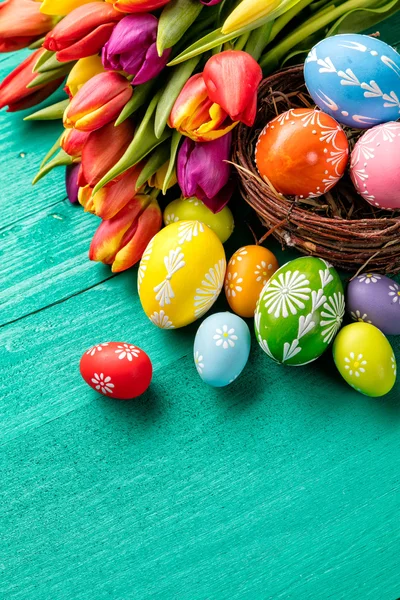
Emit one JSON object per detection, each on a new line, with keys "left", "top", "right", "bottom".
{"left": 65, "top": 55, "right": 105, "bottom": 97}
{"left": 38, "top": 0, "right": 101, "bottom": 16}
{"left": 222, "top": 0, "right": 283, "bottom": 34}
{"left": 148, "top": 161, "right": 177, "bottom": 191}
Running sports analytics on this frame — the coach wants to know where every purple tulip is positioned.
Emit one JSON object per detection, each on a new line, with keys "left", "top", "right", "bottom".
{"left": 177, "top": 133, "right": 233, "bottom": 213}
{"left": 65, "top": 162, "right": 80, "bottom": 204}
{"left": 101, "top": 14, "right": 171, "bottom": 85}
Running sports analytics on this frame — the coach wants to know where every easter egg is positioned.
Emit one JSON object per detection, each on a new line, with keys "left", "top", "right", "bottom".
{"left": 163, "top": 197, "right": 234, "bottom": 243}
{"left": 255, "top": 108, "right": 349, "bottom": 198}
{"left": 333, "top": 323, "right": 396, "bottom": 397}
{"left": 304, "top": 34, "right": 400, "bottom": 129}
{"left": 138, "top": 221, "right": 226, "bottom": 329}
{"left": 350, "top": 122, "right": 400, "bottom": 210}
{"left": 347, "top": 272, "right": 400, "bottom": 335}
{"left": 224, "top": 245, "right": 279, "bottom": 318}
{"left": 255, "top": 256, "right": 344, "bottom": 365}
{"left": 194, "top": 312, "right": 251, "bottom": 387}
{"left": 80, "top": 342, "right": 152, "bottom": 399}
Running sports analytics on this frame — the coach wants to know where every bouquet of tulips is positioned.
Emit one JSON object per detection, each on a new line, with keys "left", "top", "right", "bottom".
{"left": 0, "top": 0, "right": 397, "bottom": 272}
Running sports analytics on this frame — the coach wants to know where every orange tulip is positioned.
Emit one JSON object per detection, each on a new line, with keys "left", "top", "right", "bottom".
{"left": 105, "top": 0, "right": 171, "bottom": 13}
{"left": 0, "top": 0, "right": 54, "bottom": 53}
{"left": 61, "top": 128, "right": 90, "bottom": 158}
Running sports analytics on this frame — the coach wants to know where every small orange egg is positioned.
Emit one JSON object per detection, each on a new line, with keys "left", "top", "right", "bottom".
{"left": 224, "top": 245, "right": 279, "bottom": 318}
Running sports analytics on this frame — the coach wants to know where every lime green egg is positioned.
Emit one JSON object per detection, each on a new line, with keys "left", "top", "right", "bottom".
{"left": 163, "top": 197, "right": 234, "bottom": 243}
{"left": 333, "top": 323, "right": 396, "bottom": 397}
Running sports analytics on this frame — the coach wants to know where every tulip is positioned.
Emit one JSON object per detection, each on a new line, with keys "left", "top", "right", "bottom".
{"left": 148, "top": 161, "right": 177, "bottom": 191}
{"left": 65, "top": 163, "right": 81, "bottom": 203}
{"left": 61, "top": 128, "right": 90, "bottom": 158}
{"left": 221, "top": 0, "right": 282, "bottom": 35}
{"left": 102, "top": 15, "right": 171, "bottom": 85}
{"left": 65, "top": 55, "right": 105, "bottom": 98}
{"left": 168, "top": 73, "right": 237, "bottom": 142}
{"left": 63, "top": 72, "right": 133, "bottom": 132}
{"left": 78, "top": 120, "right": 135, "bottom": 188}
{"left": 203, "top": 51, "right": 262, "bottom": 127}
{"left": 43, "top": 2, "right": 123, "bottom": 62}
{"left": 177, "top": 134, "right": 233, "bottom": 213}
{"left": 105, "top": 0, "right": 171, "bottom": 13}
{"left": 0, "top": 49, "right": 63, "bottom": 112}
{"left": 0, "top": 0, "right": 54, "bottom": 53}
{"left": 89, "top": 195, "right": 162, "bottom": 272}
{"left": 38, "top": 0, "right": 101, "bottom": 16}
{"left": 78, "top": 185, "right": 95, "bottom": 212}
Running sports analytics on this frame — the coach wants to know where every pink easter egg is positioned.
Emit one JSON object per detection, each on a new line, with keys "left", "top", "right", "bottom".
{"left": 350, "top": 122, "right": 400, "bottom": 210}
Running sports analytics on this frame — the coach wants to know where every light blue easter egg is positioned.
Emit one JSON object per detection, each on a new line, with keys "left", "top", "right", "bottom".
{"left": 194, "top": 312, "right": 251, "bottom": 387}
{"left": 304, "top": 34, "right": 400, "bottom": 129}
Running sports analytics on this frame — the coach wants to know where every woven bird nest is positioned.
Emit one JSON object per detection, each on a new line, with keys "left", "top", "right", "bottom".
{"left": 232, "top": 65, "right": 400, "bottom": 274}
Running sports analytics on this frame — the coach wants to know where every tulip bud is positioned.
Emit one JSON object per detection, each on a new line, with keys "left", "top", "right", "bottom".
{"left": 39, "top": 0, "right": 102, "bottom": 16}
{"left": 168, "top": 73, "right": 237, "bottom": 142}
{"left": 102, "top": 14, "right": 171, "bottom": 85}
{"left": 0, "top": 0, "right": 54, "bottom": 53}
{"left": 43, "top": 2, "right": 123, "bottom": 62}
{"left": 78, "top": 120, "right": 135, "bottom": 188}
{"left": 177, "top": 134, "right": 233, "bottom": 213}
{"left": 105, "top": 0, "right": 171, "bottom": 13}
{"left": 89, "top": 195, "right": 162, "bottom": 272}
{"left": 65, "top": 55, "right": 105, "bottom": 98}
{"left": 63, "top": 72, "right": 133, "bottom": 132}
{"left": 221, "top": 0, "right": 282, "bottom": 35}
{"left": 0, "top": 48, "right": 63, "bottom": 112}
{"left": 66, "top": 163, "right": 81, "bottom": 203}
{"left": 203, "top": 51, "right": 262, "bottom": 127}
{"left": 61, "top": 128, "right": 90, "bottom": 158}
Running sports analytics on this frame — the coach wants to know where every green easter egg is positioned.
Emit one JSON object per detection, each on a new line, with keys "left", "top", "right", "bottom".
{"left": 333, "top": 323, "right": 396, "bottom": 397}
{"left": 163, "top": 197, "right": 234, "bottom": 243}
{"left": 255, "top": 256, "right": 344, "bottom": 365}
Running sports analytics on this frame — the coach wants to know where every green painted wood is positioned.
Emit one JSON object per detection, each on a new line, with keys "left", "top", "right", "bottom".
{"left": 1, "top": 20, "right": 400, "bottom": 600}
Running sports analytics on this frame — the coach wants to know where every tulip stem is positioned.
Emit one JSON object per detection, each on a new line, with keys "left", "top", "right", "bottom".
{"left": 234, "top": 31, "right": 251, "bottom": 51}
{"left": 244, "top": 21, "right": 274, "bottom": 60}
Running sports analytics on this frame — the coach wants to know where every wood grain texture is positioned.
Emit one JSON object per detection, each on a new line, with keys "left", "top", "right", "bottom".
{"left": 1, "top": 20, "right": 400, "bottom": 600}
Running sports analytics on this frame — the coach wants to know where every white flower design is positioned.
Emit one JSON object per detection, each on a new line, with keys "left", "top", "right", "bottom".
{"left": 187, "top": 197, "right": 200, "bottom": 206}
{"left": 149, "top": 310, "right": 175, "bottom": 329}
{"left": 91, "top": 373, "right": 114, "bottom": 395}
{"left": 213, "top": 325, "right": 238, "bottom": 349}
{"left": 86, "top": 343, "right": 109, "bottom": 356}
{"left": 344, "top": 352, "right": 367, "bottom": 377}
{"left": 164, "top": 213, "right": 179, "bottom": 225}
{"left": 282, "top": 339, "right": 302, "bottom": 362}
{"left": 262, "top": 270, "right": 311, "bottom": 318}
{"left": 138, "top": 238, "right": 154, "bottom": 290}
{"left": 257, "top": 336, "right": 278, "bottom": 362}
{"left": 229, "top": 247, "right": 247, "bottom": 266}
{"left": 389, "top": 282, "right": 400, "bottom": 303}
{"left": 358, "top": 273, "right": 381, "bottom": 284}
{"left": 154, "top": 247, "right": 185, "bottom": 306}
{"left": 254, "top": 261, "right": 273, "bottom": 286}
{"left": 194, "top": 259, "right": 225, "bottom": 318}
{"left": 194, "top": 351, "right": 204, "bottom": 374}
{"left": 351, "top": 310, "right": 372, "bottom": 324}
{"left": 225, "top": 271, "right": 243, "bottom": 298}
{"left": 320, "top": 292, "right": 345, "bottom": 344}
{"left": 391, "top": 355, "right": 397, "bottom": 377}
{"left": 115, "top": 344, "right": 140, "bottom": 361}
{"left": 178, "top": 221, "right": 204, "bottom": 244}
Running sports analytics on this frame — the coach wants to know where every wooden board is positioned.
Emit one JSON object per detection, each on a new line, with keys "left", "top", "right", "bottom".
{"left": 1, "top": 21, "right": 400, "bottom": 600}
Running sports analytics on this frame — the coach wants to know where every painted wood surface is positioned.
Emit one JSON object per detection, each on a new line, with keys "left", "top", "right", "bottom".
{"left": 1, "top": 20, "right": 400, "bottom": 600}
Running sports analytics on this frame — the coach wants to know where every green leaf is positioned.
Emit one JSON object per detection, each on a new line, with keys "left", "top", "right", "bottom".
{"left": 326, "top": 0, "right": 400, "bottom": 35}
{"left": 24, "top": 99, "right": 69, "bottom": 122}
{"left": 39, "top": 133, "right": 63, "bottom": 169}
{"left": 33, "top": 49, "right": 55, "bottom": 72}
{"left": 244, "top": 21, "right": 274, "bottom": 60}
{"left": 162, "top": 130, "right": 182, "bottom": 195}
{"left": 115, "top": 80, "right": 155, "bottom": 126}
{"left": 32, "top": 149, "right": 73, "bottom": 185}
{"left": 37, "top": 53, "right": 74, "bottom": 74}
{"left": 28, "top": 36, "right": 46, "bottom": 50}
{"left": 136, "top": 142, "right": 171, "bottom": 189}
{"left": 154, "top": 56, "right": 200, "bottom": 139}
{"left": 167, "top": 28, "right": 237, "bottom": 66}
{"left": 157, "top": 0, "right": 203, "bottom": 56}
{"left": 27, "top": 65, "right": 71, "bottom": 88}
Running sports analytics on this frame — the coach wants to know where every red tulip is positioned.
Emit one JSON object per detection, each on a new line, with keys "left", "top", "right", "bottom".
{"left": 43, "top": 2, "right": 123, "bottom": 62}
{"left": 0, "top": 48, "right": 63, "bottom": 112}
{"left": 105, "top": 0, "right": 171, "bottom": 13}
{"left": 89, "top": 195, "right": 162, "bottom": 272}
{"left": 0, "top": 0, "right": 54, "bottom": 53}
{"left": 78, "top": 120, "right": 135, "bottom": 188}
{"left": 203, "top": 50, "right": 262, "bottom": 127}
{"left": 61, "top": 128, "right": 90, "bottom": 158}
{"left": 63, "top": 72, "right": 133, "bottom": 132}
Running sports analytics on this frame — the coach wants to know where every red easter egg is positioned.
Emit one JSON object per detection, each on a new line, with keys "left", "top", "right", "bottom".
{"left": 80, "top": 342, "right": 152, "bottom": 400}
{"left": 255, "top": 108, "right": 349, "bottom": 198}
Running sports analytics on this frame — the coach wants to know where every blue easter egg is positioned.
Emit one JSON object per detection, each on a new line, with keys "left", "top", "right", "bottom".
{"left": 194, "top": 312, "right": 251, "bottom": 387}
{"left": 304, "top": 34, "right": 400, "bottom": 129}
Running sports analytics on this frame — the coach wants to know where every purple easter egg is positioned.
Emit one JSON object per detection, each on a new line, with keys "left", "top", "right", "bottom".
{"left": 347, "top": 273, "right": 400, "bottom": 335}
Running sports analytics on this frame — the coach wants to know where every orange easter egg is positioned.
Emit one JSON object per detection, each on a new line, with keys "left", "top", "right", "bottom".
{"left": 224, "top": 245, "right": 279, "bottom": 318}
{"left": 255, "top": 108, "right": 349, "bottom": 198}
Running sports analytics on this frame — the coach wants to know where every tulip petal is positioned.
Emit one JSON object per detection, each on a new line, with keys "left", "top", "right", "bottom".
{"left": 133, "top": 43, "right": 171, "bottom": 85}
{"left": 56, "top": 22, "right": 118, "bottom": 62}
{"left": 108, "top": 0, "right": 171, "bottom": 13}
{"left": 66, "top": 163, "right": 81, "bottom": 203}
{"left": 0, "top": 0, "right": 54, "bottom": 52}
{"left": 168, "top": 74, "right": 208, "bottom": 130}
{"left": 92, "top": 163, "right": 144, "bottom": 220}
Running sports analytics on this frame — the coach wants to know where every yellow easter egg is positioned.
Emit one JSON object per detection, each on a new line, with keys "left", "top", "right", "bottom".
{"left": 138, "top": 221, "right": 226, "bottom": 329}
{"left": 163, "top": 197, "right": 234, "bottom": 243}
